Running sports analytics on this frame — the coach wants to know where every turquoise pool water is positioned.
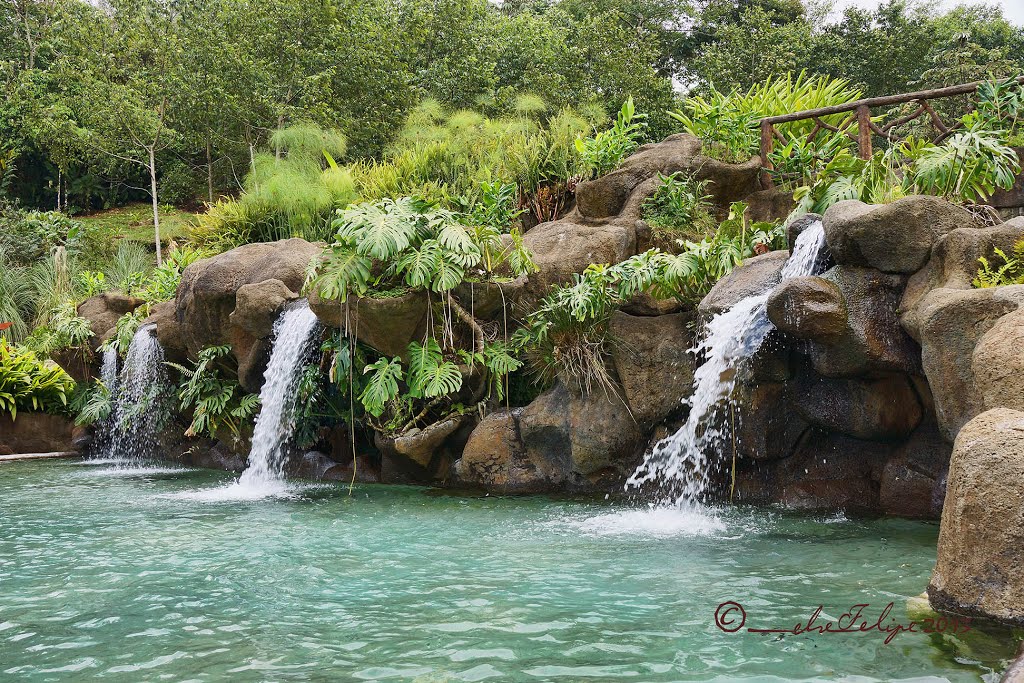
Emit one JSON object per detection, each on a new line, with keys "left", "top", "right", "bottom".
{"left": 0, "top": 460, "right": 1014, "bottom": 682}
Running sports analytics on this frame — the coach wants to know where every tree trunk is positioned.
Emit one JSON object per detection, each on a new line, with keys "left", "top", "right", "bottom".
{"left": 206, "top": 138, "right": 214, "bottom": 204}
{"left": 56, "top": 170, "right": 62, "bottom": 211}
{"left": 148, "top": 146, "right": 162, "bottom": 266}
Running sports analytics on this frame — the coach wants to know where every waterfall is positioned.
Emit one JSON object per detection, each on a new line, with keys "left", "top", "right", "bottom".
{"left": 626, "top": 221, "right": 827, "bottom": 508}
{"left": 94, "top": 324, "right": 172, "bottom": 465}
{"left": 236, "top": 303, "right": 321, "bottom": 493}
{"left": 88, "top": 348, "right": 120, "bottom": 458}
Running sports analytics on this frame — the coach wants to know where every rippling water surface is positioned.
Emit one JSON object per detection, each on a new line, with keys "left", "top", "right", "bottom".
{"left": 0, "top": 460, "right": 1013, "bottom": 682}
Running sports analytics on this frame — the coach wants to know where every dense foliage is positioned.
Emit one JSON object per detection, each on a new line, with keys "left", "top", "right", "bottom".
{"left": 0, "top": 339, "right": 75, "bottom": 418}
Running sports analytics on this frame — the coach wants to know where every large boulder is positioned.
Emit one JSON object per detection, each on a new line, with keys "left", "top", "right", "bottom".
{"left": 523, "top": 220, "right": 636, "bottom": 300}
{"left": 823, "top": 196, "right": 974, "bottom": 274}
{"left": 173, "top": 238, "right": 320, "bottom": 356}
{"left": 608, "top": 311, "right": 694, "bottom": 426}
{"left": 766, "top": 276, "right": 846, "bottom": 341}
{"left": 77, "top": 292, "right": 146, "bottom": 349}
{"left": 789, "top": 371, "right": 922, "bottom": 441}
{"left": 146, "top": 300, "right": 186, "bottom": 360}
{"left": 823, "top": 196, "right": 977, "bottom": 274}
{"left": 228, "top": 279, "right": 299, "bottom": 392}
{"left": 901, "top": 217, "right": 1024, "bottom": 340}
{"left": 574, "top": 134, "right": 762, "bottom": 221}
{"left": 732, "top": 381, "right": 809, "bottom": 461}
{"left": 0, "top": 413, "right": 76, "bottom": 454}
{"left": 309, "top": 289, "right": 429, "bottom": 359}
{"left": 808, "top": 266, "right": 920, "bottom": 378}
{"left": 971, "top": 307, "right": 1024, "bottom": 414}
{"left": 929, "top": 408, "right": 1024, "bottom": 626}
{"left": 456, "top": 382, "right": 643, "bottom": 492}
{"left": 455, "top": 410, "right": 552, "bottom": 493}
{"left": 698, "top": 250, "right": 788, "bottom": 319}
{"left": 916, "top": 286, "right": 1024, "bottom": 440}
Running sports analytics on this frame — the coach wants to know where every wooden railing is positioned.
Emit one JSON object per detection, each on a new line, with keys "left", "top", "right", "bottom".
{"left": 758, "top": 75, "right": 1024, "bottom": 188}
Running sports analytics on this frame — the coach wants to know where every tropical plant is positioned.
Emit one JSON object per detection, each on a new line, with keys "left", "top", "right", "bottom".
{"left": 974, "top": 239, "right": 1024, "bottom": 287}
{"left": 72, "top": 379, "right": 113, "bottom": 427}
{"left": 642, "top": 173, "right": 717, "bottom": 237}
{"left": 0, "top": 340, "right": 76, "bottom": 418}
{"left": 136, "top": 246, "right": 206, "bottom": 303}
{"left": 575, "top": 97, "right": 647, "bottom": 177}
{"left": 105, "top": 241, "right": 153, "bottom": 293}
{"left": 906, "top": 114, "right": 1020, "bottom": 203}
{"left": 0, "top": 203, "right": 82, "bottom": 266}
{"left": 166, "top": 345, "right": 260, "bottom": 439}
{"left": 672, "top": 73, "right": 863, "bottom": 163}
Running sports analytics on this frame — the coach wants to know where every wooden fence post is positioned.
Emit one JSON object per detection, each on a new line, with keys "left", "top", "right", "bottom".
{"left": 856, "top": 105, "right": 872, "bottom": 160}
{"left": 760, "top": 119, "right": 775, "bottom": 189}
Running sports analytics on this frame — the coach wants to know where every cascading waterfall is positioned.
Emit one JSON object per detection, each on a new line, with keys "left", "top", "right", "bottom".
{"left": 626, "top": 220, "right": 828, "bottom": 508}
{"left": 94, "top": 324, "right": 172, "bottom": 465}
{"left": 110, "top": 324, "right": 171, "bottom": 463}
{"left": 235, "top": 302, "right": 321, "bottom": 494}
{"left": 88, "top": 348, "right": 120, "bottom": 458}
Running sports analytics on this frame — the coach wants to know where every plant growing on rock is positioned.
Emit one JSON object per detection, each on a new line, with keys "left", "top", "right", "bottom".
{"left": 575, "top": 97, "right": 647, "bottom": 177}
{"left": 306, "top": 196, "right": 535, "bottom": 438}
{"left": 519, "top": 203, "right": 783, "bottom": 395}
{"left": 974, "top": 239, "right": 1024, "bottom": 287}
{"left": 166, "top": 345, "right": 260, "bottom": 440}
{"left": 642, "top": 173, "right": 716, "bottom": 238}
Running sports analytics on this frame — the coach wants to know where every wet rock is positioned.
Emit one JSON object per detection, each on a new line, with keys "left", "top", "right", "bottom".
{"left": 523, "top": 220, "right": 636, "bottom": 300}
{"left": 789, "top": 371, "right": 922, "bottom": 441}
{"left": 608, "top": 311, "right": 694, "bottom": 426}
{"left": 786, "top": 212, "right": 824, "bottom": 251}
{"left": 766, "top": 276, "right": 846, "bottom": 341}
{"left": 916, "top": 286, "right": 1024, "bottom": 440}
{"left": 377, "top": 415, "right": 467, "bottom": 470}
{"left": 77, "top": 292, "right": 146, "bottom": 349}
{"left": 878, "top": 421, "right": 950, "bottom": 518}
{"left": 455, "top": 410, "right": 552, "bottom": 492}
{"left": 971, "top": 307, "right": 1024, "bottom": 415}
{"left": 731, "top": 381, "right": 809, "bottom": 461}
{"left": 901, "top": 217, "right": 1024, "bottom": 339}
{"left": 741, "top": 428, "right": 891, "bottom": 511}
{"left": 929, "top": 408, "right": 1024, "bottom": 626}
{"left": 229, "top": 280, "right": 298, "bottom": 392}
{"left": 698, "top": 250, "right": 788, "bottom": 319}
{"left": 809, "top": 266, "right": 919, "bottom": 378}
{"left": 0, "top": 413, "right": 76, "bottom": 454}
{"left": 321, "top": 454, "right": 380, "bottom": 484}
{"left": 309, "top": 289, "right": 429, "bottom": 359}
{"left": 823, "top": 196, "right": 977, "bottom": 273}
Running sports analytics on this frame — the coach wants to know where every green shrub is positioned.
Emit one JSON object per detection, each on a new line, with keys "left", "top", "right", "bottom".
{"left": 0, "top": 339, "right": 76, "bottom": 418}
{"left": 0, "top": 202, "right": 82, "bottom": 266}
{"left": 575, "top": 97, "right": 647, "bottom": 177}
{"left": 642, "top": 173, "right": 717, "bottom": 237}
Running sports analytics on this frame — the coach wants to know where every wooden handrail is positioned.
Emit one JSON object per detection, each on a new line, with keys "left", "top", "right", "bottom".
{"left": 760, "top": 75, "right": 1024, "bottom": 125}
{"left": 757, "top": 74, "right": 1024, "bottom": 189}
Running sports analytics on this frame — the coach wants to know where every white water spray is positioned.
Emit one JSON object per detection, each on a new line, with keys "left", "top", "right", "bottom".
{"left": 234, "top": 303, "right": 321, "bottom": 494}
{"left": 626, "top": 221, "right": 827, "bottom": 508}
{"left": 98, "top": 324, "right": 172, "bottom": 465}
